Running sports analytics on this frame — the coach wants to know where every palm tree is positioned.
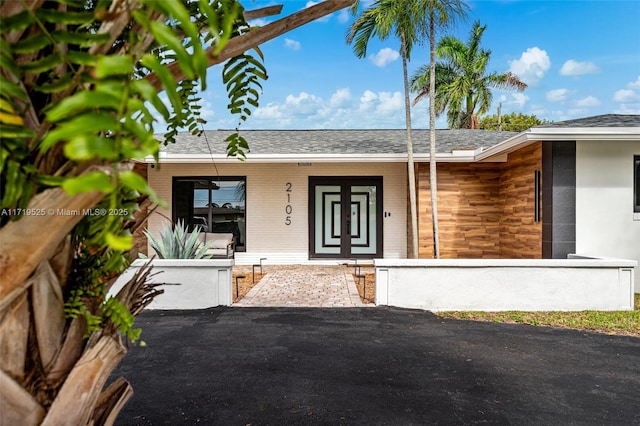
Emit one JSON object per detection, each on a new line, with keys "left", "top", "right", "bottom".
{"left": 347, "top": 0, "right": 466, "bottom": 258}
{"left": 347, "top": 0, "right": 427, "bottom": 258}
{"left": 421, "top": 0, "right": 468, "bottom": 259}
{"left": 411, "top": 20, "right": 527, "bottom": 129}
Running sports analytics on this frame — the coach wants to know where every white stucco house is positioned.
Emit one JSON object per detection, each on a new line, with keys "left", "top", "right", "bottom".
{"left": 138, "top": 114, "right": 639, "bottom": 298}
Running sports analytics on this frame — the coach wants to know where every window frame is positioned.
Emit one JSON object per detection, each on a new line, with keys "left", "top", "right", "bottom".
{"left": 172, "top": 176, "right": 247, "bottom": 251}
{"left": 634, "top": 155, "right": 640, "bottom": 213}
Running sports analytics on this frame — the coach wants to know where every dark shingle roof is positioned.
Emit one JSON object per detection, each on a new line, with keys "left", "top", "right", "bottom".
{"left": 534, "top": 114, "right": 640, "bottom": 128}
{"left": 161, "top": 129, "right": 518, "bottom": 155}
{"left": 159, "top": 114, "right": 639, "bottom": 158}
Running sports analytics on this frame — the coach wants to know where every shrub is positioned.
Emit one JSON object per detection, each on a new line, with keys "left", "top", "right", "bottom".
{"left": 143, "top": 220, "right": 213, "bottom": 259}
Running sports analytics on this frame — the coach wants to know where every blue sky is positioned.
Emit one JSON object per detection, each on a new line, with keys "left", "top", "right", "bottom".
{"left": 187, "top": 0, "right": 640, "bottom": 130}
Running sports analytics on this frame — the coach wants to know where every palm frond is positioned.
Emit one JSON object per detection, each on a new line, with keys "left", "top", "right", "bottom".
{"left": 412, "top": 16, "right": 528, "bottom": 128}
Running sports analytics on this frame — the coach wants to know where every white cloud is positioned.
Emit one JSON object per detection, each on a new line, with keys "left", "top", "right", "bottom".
{"left": 368, "top": 48, "right": 400, "bottom": 68}
{"left": 559, "top": 59, "right": 599, "bottom": 76}
{"left": 253, "top": 103, "right": 285, "bottom": 120}
{"left": 337, "top": 9, "right": 351, "bottom": 24}
{"left": 284, "top": 38, "right": 301, "bottom": 51}
{"left": 358, "top": 90, "right": 402, "bottom": 114}
{"left": 508, "top": 47, "right": 551, "bottom": 85}
{"left": 627, "top": 76, "right": 640, "bottom": 90}
{"left": 283, "top": 92, "right": 324, "bottom": 115}
{"left": 512, "top": 93, "right": 529, "bottom": 108}
{"left": 498, "top": 93, "right": 529, "bottom": 108}
{"left": 608, "top": 77, "right": 640, "bottom": 114}
{"left": 330, "top": 88, "right": 352, "bottom": 108}
{"left": 568, "top": 108, "right": 588, "bottom": 117}
{"left": 575, "top": 96, "right": 600, "bottom": 107}
{"left": 613, "top": 104, "right": 640, "bottom": 114}
{"left": 613, "top": 89, "right": 640, "bottom": 103}
{"left": 248, "top": 89, "right": 408, "bottom": 129}
{"left": 359, "top": 90, "right": 379, "bottom": 112}
{"left": 546, "top": 88, "right": 569, "bottom": 102}
{"left": 529, "top": 105, "right": 548, "bottom": 117}
{"left": 247, "top": 18, "right": 269, "bottom": 27}
{"left": 376, "top": 91, "right": 403, "bottom": 113}
{"left": 198, "top": 99, "right": 216, "bottom": 122}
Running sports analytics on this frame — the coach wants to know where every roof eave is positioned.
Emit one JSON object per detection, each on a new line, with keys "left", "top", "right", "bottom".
{"left": 144, "top": 152, "right": 485, "bottom": 164}
{"left": 143, "top": 153, "right": 410, "bottom": 163}
{"left": 475, "top": 127, "right": 640, "bottom": 161}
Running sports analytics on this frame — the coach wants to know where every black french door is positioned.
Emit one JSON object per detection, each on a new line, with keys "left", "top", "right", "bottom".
{"left": 309, "top": 177, "right": 383, "bottom": 259}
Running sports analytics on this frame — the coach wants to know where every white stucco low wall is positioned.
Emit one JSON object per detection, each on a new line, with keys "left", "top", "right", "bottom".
{"left": 109, "top": 259, "right": 234, "bottom": 310}
{"left": 375, "top": 257, "right": 636, "bottom": 312}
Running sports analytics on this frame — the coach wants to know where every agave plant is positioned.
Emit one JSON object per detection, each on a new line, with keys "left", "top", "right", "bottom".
{"left": 143, "top": 220, "right": 213, "bottom": 259}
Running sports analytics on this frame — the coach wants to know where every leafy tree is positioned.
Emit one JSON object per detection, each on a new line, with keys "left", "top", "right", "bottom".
{"left": 347, "top": 0, "right": 466, "bottom": 259}
{"left": 411, "top": 20, "right": 527, "bottom": 130}
{"left": 0, "top": 0, "right": 350, "bottom": 423}
{"left": 479, "top": 112, "right": 550, "bottom": 132}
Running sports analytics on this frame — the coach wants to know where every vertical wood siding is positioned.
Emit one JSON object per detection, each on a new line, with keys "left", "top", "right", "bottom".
{"left": 499, "top": 143, "right": 543, "bottom": 258}
{"left": 417, "top": 142, "right": 542, "bottom": 259}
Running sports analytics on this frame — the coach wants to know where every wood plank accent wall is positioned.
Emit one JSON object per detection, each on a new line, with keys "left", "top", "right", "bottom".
{"left": 418, "top": 163, "right": 502, "bottom": 258}
{"left": 417, "top": 142, "right": 542, "bottom": 259}
{"left": 499, "top": 142, "right": 542, "bottom": 258}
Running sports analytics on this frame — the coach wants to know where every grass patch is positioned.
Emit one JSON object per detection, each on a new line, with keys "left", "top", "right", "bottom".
{"left": 437, "top": 294, "right": 640, "bottom": 336}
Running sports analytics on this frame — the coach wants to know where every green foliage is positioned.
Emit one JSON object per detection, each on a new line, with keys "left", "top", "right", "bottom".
{"left": 65, "top": 289, "right": 103, "bottom": 333}
{"left": 63, "top": 185, "right": 139, "bottom": 337}
{"left": 347, "top": 0, "right": 467, "bottom": 61}
{"left": 410, "top": 21, "right": 527, "bottom": 129}
{"left": 163, "top": 79, "right": 205, "bottom": 145}
{"left": 222, "top": 52, "right": 268, "bottom": 159}
{"left": 1, "top": 0, "right": 265, "bottom": 343}
{"left": 479, "top": 112, "right": 550, "bottom": 132}
{"left": 102, "top": 297, "right": 142, "bottom": 342}
{"left": 143, "top": 220, "right": 214, "bottom": 259}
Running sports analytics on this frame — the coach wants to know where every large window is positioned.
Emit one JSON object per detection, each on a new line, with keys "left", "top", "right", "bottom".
{"left": 635, "top": 156, "right": 640, "bottom": 213}
{"left": 173, "top": 177, "right": 246, "bottom": 251}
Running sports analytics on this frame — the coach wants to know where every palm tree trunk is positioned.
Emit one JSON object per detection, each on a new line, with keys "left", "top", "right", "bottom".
{"left": 0, "top": 237, "right": 158, "bottom": 425}
{"left": 466, "top": 95, "right": 475, "bottom": 129}
{"left": 429, "top": 2, "right": 440, "bottom": 258}
{"left": 401, "top": 34, "right": 419, "bottom": 259}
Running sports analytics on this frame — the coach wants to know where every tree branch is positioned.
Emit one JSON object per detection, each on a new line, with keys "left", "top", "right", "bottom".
{"left": 244, "top": 5, "right": 284, "bottom": 21}
{"left": 146, "top": 0, "right": 355, "bottom": 89}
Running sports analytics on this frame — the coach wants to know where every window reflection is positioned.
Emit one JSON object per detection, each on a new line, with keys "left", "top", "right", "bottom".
{"left": 173, "top": 177, "right": 246, "bottom": 251}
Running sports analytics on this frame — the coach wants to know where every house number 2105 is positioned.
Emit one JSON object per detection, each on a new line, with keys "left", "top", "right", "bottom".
{"left": 285, "top": 182, "right": 292, "bottom": 225}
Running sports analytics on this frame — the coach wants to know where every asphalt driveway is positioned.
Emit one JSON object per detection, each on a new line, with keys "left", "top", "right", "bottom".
{"left": 111, "top": 307, "right": 640, "bottom": 425}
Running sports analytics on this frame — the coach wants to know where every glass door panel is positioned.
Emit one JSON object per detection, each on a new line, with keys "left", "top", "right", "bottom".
{"left": 314, "top": 185, "right": 341, "bottom": 255}
{"left": 310, "top": 178, "right": 382, "bottom": 259}
{"left": 350, "top": 185, "right": 377, "bottom": 255}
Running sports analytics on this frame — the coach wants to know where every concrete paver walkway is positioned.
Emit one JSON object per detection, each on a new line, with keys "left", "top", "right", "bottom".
{"left": 234, "top": 265, "right": 369, "bottom": 307}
